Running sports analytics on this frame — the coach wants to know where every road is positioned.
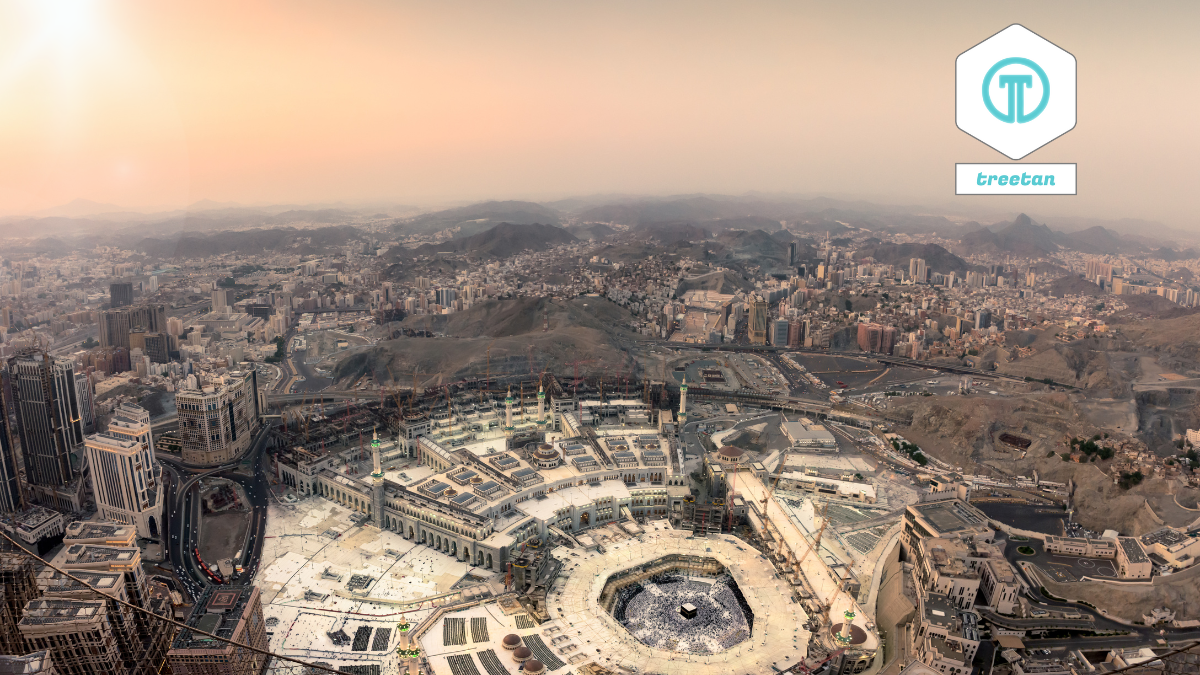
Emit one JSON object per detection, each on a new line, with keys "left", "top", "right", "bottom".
{"left": 161, "top": 425, "right": 273, "bottom": 600}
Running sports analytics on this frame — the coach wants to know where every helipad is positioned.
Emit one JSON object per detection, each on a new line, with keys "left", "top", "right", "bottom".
{"left": 547, "top": 529, "right": 811, "bottom": 674}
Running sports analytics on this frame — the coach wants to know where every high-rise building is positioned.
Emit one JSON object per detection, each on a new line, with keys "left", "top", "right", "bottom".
{"left": 109, "top": 283, "right": 133, "bottom": 308}
{"left": 74, "top": 373, "right": 95, "bottom": 435}
{"left": 168, "top": 586, "right": 268, "bottom": 675}
{"left": 881, "top": 326, "right": 899, "bottom": 356}
{"left": 748, "top": 299, "right": 768, "bottom": 345}
{"left": 98, "top": 306, "right": 166, "bottom": 350}
{"left": 166, "top": 317, "right": 184, "bottom": 337}
{"left": 18, "top": 599, "right": 124, "bottom": 675}
{"left": 974, "top": 309, "right": 991, "bottom": 330}
{"left": 857, "top": 322, "right": 883, "bottom": 353}
{"left": 47, "top": 520, "right": 176, "bottom": 672}
{"left": 435, "top": 288, "right": 457, "bottom": 307}
{"left": 771, "top": 318, "right": 790, "bottom": 346}
{"left": 175, "top": 371, "right": 262, "bottom": 466}
{"left": 142, "top": 333, "right": 169, "bottom": 365}
{"left": 211, "top": 289, "right": 233, "bottom": 312}
{"left": 0, "top": 557, "right": 40, "bottom": 655}
{"left": 787, "top": 319, "right": 805, "bottom": 348}
{"left": 84, "top": 405, "right": 163, "bottom": 539}
{"left": 147, "top": 276, "right": 158, "bottom": 293}
{"left": 8, "top": 352, "right": 87, "bottom": 511}
{"left": 0, "top": 386, "right": 22, "bottom": 514}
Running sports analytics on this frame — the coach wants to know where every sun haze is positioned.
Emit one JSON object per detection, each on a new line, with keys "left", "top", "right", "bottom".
{"left": 0, "top": 1, "right": 1197, "bottom": 225}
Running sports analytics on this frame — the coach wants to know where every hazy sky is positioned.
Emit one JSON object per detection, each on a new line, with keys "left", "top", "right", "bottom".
{"left": 1, "top": 1, "right": 1198, "bottom": 226}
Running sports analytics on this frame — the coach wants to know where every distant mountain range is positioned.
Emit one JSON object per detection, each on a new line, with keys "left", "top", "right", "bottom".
{"left": 136, "top": 226, "right": 363, "bottom": 258}
{"left": 403, "top": 222, "right": 577, "bottom": 259}
{"left": 854, "top": 242, "right": 973, "bottom": 274}
{"left": 394, "top": 200, "right": 560, "bottom": 238}
{"left": 5, "top": 193, "right": 1198, "bottom": 262}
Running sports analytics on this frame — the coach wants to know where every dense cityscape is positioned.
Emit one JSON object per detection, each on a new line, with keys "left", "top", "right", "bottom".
{"left": 2, "top": 2, "right": 1200, "bottom": 675}
{"left": 0, "top": 197, "right": 1196, "bottom": 675}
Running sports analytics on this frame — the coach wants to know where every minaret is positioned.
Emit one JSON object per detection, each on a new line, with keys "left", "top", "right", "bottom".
{"left": 678, "top": 377, "right": 688, "bottom": 424}
{"left": 370, "top": 427, "right": 384, "bottom": 527}
{"left": 504, "top": 387, "right": 515, "bottom": 432}
{"left": 371, "top": 428, "right": 383, "bottom": 479}
{"left": 536, "top": 382, "right": 547, "bottom": 427}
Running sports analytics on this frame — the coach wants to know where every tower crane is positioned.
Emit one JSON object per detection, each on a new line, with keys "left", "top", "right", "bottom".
{"left": 797, "top": 501, "right": 830, "bottom": 565}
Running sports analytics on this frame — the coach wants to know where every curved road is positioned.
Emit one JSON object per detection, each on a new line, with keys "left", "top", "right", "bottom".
{"left": 162, "top": 426, "right": 273, "bottom": 600}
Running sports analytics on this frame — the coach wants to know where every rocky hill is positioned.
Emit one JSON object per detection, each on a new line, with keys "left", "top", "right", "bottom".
{"left": 404, "top": 222, "right": 577, "bottom": 259}
{"left": 333, "top": 296, "right": 647, "bottom": 385}
{"left": 395, "top": 200, "right": 561, "bottom": 237}
{"left": 853, "top": 242, "right": 972, "bottom": 274}
{"left": 136, "top": 225, "right": 362, "bottom": 258}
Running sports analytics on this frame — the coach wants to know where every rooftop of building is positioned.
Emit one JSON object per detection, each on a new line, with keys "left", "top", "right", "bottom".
{"left": 63, "top": 520, "right": 136, "bottom": 544}
{"left": 908, "top": 499, "right": 989, "bottom": 535}
{"left": 1120, "top": 537, "right": 1150, "bottom": 563}
{"left": 0, "top": 651, "right": 54, "bottom": 675}
{"left": 0, "top": 507, "right": 63, "bottom": 533}
{"left": 172, "top": 586, "right": 258, "bottom": 651}
{"left": 19, "top": 598, "right": 105, "bottom": 626}
{"left": 1140, "top": 527, "right": 1194, "bottom": 548}
{"left": 61, "top": 544, "right": 138, "bottom": 565}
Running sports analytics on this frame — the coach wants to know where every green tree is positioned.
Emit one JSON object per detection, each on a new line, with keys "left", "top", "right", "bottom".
{"left": 844, "top": 299, "right": 853, "bottom": 311}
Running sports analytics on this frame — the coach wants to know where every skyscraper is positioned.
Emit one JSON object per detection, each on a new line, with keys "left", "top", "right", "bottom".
{"left": 74, "top": 373, "right": 95, "bottom": 435}
{"left": 143, "top": 333, "right": 169, "bottom": 365}
{"left": 748, "top": 299, "right": 768, "bottom": 345}
{"left": 109, "top": 283, "right": 133, "bottom": 308}
{"left": 8, "top": 352, "right": 86, "bottom": 510}
{"left": 98, "top": 305, "right": 166, "bottom": 350}
{"left": 211, "top": 288, "right": 233, "bottom": 312}
{"left": 84, "top": 404, "right": 163, "bottom": 538}
{"left": 175, "top": 370, "right": 262, "bottom": 466}
{"left": 0, "top": 384, "right": 22, "bottom": 514}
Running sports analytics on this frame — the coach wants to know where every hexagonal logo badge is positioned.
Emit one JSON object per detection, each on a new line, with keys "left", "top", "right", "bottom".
{"left": 956, "top": 25, "right": 1076, "bottom": 160}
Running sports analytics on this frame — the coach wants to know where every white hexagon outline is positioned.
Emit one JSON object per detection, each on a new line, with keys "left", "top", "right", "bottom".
{"left": 956, "top": 24, "right": 1077, "bottom": 159}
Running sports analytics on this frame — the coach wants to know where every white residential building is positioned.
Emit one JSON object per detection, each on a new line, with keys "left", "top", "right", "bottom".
{"left": 83, "top": 404, "right": 164, "bottom": 539}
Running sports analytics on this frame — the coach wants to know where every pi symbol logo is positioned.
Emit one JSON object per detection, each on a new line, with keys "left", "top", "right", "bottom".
{"left": 982, "top": 58, "right": 1049, "bottom": 123}
{"left": 956, "top": 25, "right": 1076, "bottom": 159}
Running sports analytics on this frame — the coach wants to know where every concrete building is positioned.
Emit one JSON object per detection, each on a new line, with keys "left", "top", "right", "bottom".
{"left": 1043, "top": 535, "right": 1117, "bottom": 559}
{"left": 73, "top": 373, "right": 95, "bottom": 436}
{"left": 910, "top": 592, "right": 980, "bottom": 675}
{"left": 0, "top": 651, "right": 56, "bottom": 675}
{"left": 18, "top": 599, "right": 125, "bottom": 675}
{"left": 780, "top": 418, "right": 838, "bottom": 449}
{"left": 109, "top": 282, "right": 133, "bottom": 308}
{"left": 8, "top": 352, "right": 87, "bottom": 511}
{"left": 979, "top": 555, "right": 1020, "bottom": 615}
{"left": 1116, "top": 537, "right": 1152, "bottom": 579}
{"left": 83, "top": 404, "right": 163, "bottom": 539}
{"left": 168, "top": 586, "right": 268, "bottom": 675}
{"left": 175, "top": 371, "right": 263, "bottom": 466}
{"left": 0, "top": 508, "right": 65, "bottom": 553}
{"left": 901, "top": 499, "right": 994, "bottom": 559}
{"left": 0, "top": 388, "right": 23, "bottom": 514}
{"left": 0, "top": 557, "right": 41, "bottom": 656}
{"left": 1138, "top": 527, "right": 1200, "bottom": 570}
{"left": 210, "top": 288, "right": 233, "bottom": 312}
{"left": 98, "top": 306, "right": 166, "bottom": 350}
{"left": 280, "top": 404, "right": 685, "bottom": 574}
{"left": 748, "top": 299, "right": 768, "bottom": 345}
{"left": 49, "top": 521, "right": 175, "bottom": 674}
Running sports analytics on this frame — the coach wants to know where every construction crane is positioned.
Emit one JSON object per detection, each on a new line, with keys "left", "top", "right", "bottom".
{"left": 798, "top": 501, "right": 830, "bottom": 565}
